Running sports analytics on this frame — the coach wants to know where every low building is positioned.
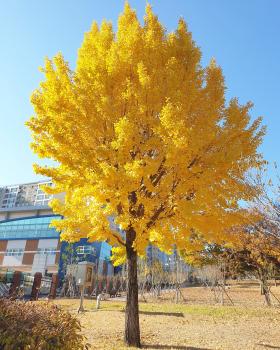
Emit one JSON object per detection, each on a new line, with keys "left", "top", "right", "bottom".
{"left": 58, "top": 239, "right": 113, "bottom": 280}
{"left": 0, "top": 212, "right": 61, "bottom": 274}
{"left": 0, "top": 180, "right": 188, "bottom": 277}
{"left": 0, "top": 180, "right": 113, "bottom": 277}
{"left": 0, "top": 180, "right": 60, "bottom": 274}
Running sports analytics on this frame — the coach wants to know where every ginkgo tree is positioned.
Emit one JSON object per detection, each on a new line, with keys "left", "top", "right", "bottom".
{"left": 27, "top": 3, "right": 265, "bottom": 347}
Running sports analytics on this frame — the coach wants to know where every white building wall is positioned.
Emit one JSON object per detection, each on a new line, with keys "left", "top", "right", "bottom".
{"left": 32, "top": 254, "right": 47, "bottom": 274}
{"left": 3, "top": 255, "right": 23, "bottom": 266}
{"left": 6, "top": 240, "right": 26, "bottom": 249}
{"left": 2, "top": 239, "right": 26, "bottom": 266}
{"left": 31, "top": 238, "right": 58, "bottom": 273}
{"left": 38, "top": 239, "right": 58, "bottom": 249}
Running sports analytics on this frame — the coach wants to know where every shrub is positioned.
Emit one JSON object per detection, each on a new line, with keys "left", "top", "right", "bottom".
{"left": 0, "top": 299, "right": 88, "bottom": 350}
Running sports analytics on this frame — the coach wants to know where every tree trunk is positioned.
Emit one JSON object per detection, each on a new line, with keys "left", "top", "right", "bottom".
{"left": 175, "top": 284, "right": 179, "bottom": 303}
{"left": 259, "top": 273, "right": 271, "bottom": 307}
{"left": 261, "top": 279, "right": 271, "bottom": 306}
{"left": 125, "top": 227, "right": 141, "bottom": 348}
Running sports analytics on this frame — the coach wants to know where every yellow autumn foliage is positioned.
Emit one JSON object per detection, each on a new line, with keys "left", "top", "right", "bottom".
{"left": 27, "top": 3, "right": 265, "bottom": 261}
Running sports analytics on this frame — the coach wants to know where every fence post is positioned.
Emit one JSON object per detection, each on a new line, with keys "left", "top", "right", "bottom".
{"left": 30, "top": 272, "right": 42, "bottom": 301}
{"left": 48, "top": 273, "right": 59, "bottom": 299}
{"left": 96, "top": 293, "right": 102, "bottom": 309}
{"left": 78, "top": 285, "right": 85, "bottom": 313}
{"left": 9, "top": 271, "right": 21, "bottom": 297}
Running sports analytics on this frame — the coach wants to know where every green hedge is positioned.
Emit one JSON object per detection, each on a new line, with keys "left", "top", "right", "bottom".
{"left": 0, "top": 299, "right": 88, "bottom": 350}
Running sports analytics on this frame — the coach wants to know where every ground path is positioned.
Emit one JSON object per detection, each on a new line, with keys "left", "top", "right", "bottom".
{"left": 55, "top": 284, "right": 280, "bottom": 350}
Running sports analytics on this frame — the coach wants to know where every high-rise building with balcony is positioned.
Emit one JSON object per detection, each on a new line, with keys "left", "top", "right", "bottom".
{"left": 0, "top": 180, "right": 53, "bottom": 209}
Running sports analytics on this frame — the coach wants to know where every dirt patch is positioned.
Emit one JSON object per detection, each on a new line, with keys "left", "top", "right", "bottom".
{"left": 54, "top": 283, "right": 280, "bottom": 350}
{"left": 142, "top": 282, "right": 280, "bottom": 307}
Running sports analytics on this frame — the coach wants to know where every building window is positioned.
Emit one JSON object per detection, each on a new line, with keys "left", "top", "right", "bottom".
{"left": 36, "top": 194, "right": 45, "bottom": 200}
{"left": 76, "top": 245, "right": 96, "bottom": 255}
{"left": 34, "top": 182, "right": 53, "bottom": 206}
{"left": 5, "top": 248, "right": 24, "bottom": 256}
{"left": 0, "top": 216, "right": 61, "bottom": 240}
{"left": 37, "top": 248, "right": 57, "bottom": 255}
{"left": 10, "top": 187, "right": 18, "bottom": 193}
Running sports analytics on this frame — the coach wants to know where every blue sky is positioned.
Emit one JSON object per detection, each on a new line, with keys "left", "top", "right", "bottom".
{"left": 0, "top": 0, "right": 279, "bottom": 185}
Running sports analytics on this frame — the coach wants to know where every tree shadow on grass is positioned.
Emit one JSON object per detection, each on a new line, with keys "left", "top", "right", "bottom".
{"left": 139, "top": 311, "right": 184, "bottom": 317}
{"left": 257, "top": 344, "right": 280, "bottom": 349}
{"left": 120, "top": 310, "right": 184, "bottom": 317}
{"left": 142, "top": 345, "right": 210, "bottom": 350}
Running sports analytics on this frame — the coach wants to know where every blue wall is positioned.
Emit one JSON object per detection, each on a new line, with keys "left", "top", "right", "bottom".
{"left": 58, "top": 239, "right": 113, "bottom": 280}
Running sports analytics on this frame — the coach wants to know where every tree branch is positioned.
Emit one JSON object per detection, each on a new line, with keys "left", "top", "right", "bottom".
{"left": 146, "top": 204, "right": 165, "bottom": 229}
{"left": 112, "top": 233, "right": 126, "bottom": 247}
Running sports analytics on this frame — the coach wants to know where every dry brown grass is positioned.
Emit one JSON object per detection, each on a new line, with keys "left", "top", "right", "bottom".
{"left": 149, "top": 280, "right": 280, "bottom": 307}
{"left": 53, "top": 281, "right": 280, "bottom": 350}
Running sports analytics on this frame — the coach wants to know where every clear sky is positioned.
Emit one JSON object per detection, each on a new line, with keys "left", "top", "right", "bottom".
{"left": 0, "top": 0, "right": 279, "bottom": 186}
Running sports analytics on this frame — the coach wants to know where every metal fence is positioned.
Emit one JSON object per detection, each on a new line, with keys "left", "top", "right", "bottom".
{"left": 0, "top": 270, "right": 53, "bottom": 299}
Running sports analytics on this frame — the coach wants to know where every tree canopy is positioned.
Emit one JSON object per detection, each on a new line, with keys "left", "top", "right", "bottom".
{"left": 27, "top": 3, "right": 265, "bottom": 258}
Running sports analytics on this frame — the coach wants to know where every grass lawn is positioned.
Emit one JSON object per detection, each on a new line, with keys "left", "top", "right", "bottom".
{"left": 53, "top": 288, "right": 280, "bottom": 350}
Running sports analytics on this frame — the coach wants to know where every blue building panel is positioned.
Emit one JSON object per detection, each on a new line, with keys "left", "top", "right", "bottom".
{"left": 58, "top": 239, "right": 113, "bottom": 280}
{"left": 0, "top": 213, "right": 114, "bottom": 278}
